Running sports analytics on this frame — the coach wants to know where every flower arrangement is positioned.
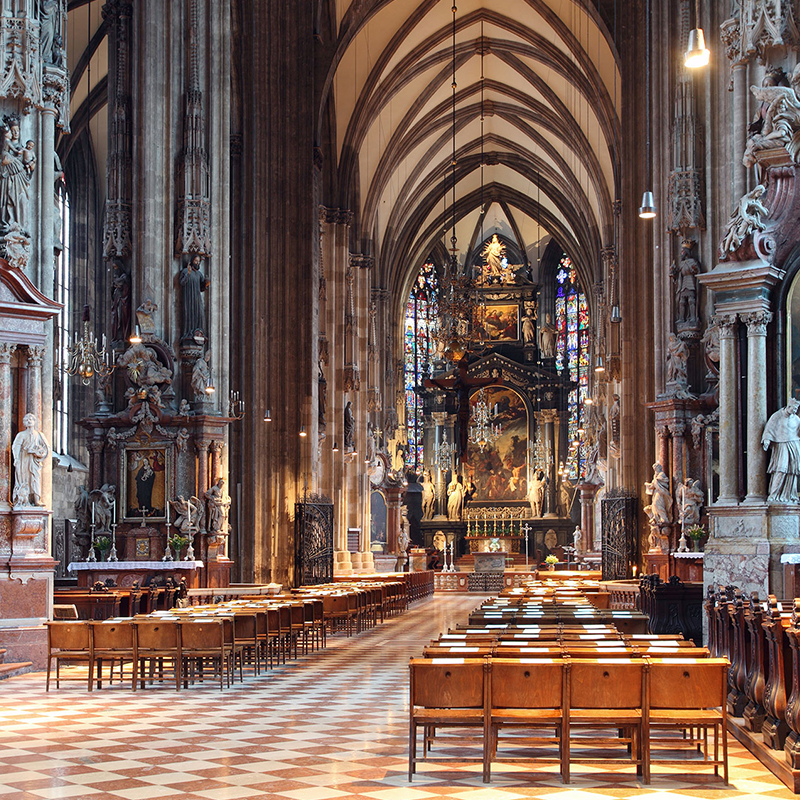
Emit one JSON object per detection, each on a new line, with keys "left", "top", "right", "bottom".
{"left": 94, "top": 536, "right": 111, "bottom": 552}
{"left": 168, "top": 534, "right": 189, "bottom": 554}
{"left": 545, "top": 554, "right": 559, "bottom": 566}
{"left": 686, "top": 525, "right": 705, "bottom": 540}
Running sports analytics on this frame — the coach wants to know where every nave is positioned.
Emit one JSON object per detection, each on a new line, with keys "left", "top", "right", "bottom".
{"left": 0, "top": 594, "right": 793, "bottom": 800}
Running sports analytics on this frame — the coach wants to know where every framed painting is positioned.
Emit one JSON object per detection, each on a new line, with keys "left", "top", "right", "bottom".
{"left": 121, "top": 444, "right": 172, "bottom": 522}
{"left": 474, "top": 303, "right": 519, "bottom": 342}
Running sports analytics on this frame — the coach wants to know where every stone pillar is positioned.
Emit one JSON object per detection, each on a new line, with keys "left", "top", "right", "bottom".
{"left": 0, "top": 343, "right": 16, "bottom": 511}
{"left": 578, "top": 482, "right": 598, "bottom": 552}
{"left": 715, "top": 314, "right": 740, "bottom": 503}
{"left": 25, "top": 345, "right": 44, "bottom": 425}
{"left": 541, "top": 410, "right": 558, "bottom": 517}
{"left": 195, "top": 439, "right": 211, "bottom": 499}
{"left": 209, "top": 440, "right": 224, "bottom": 483}
{"left": 656, "top": 423, "right": 670, "bottom": 472}
{"left": 669, "top": 420, "right": 686, "bottom": 487}
{"left": 743, "top": 310, "right": 772, "bottom": 503}
{"left": 88, "top": 439, "right": 104, "bottom": 491}
{"left": 732, "top": 62, "right": 748, "bottom": 202}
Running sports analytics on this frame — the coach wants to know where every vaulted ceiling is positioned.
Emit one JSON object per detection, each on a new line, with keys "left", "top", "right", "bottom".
{"left": 321, "top": 0, "right": 620, "bottom": 298}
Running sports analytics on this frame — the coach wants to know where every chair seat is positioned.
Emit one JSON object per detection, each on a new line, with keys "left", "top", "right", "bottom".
{"left": 413, "top": 708, "right": 484, "bottom": 723}
{"left": 492, "top": 708, "right": 562, "bottom": 721}
{"left": 650, "top": 708, "right": 722, "bottom": 724}
{"left": 569, "top": 708, "right": 641, "bottom": 722}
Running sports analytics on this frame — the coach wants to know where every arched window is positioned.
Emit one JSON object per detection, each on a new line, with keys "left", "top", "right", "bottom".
{"left": 53, "top": 186, "right": 71, "bottom": 455}
{"left": 554, "top": 254, "right": 589, "bottom": 478}
{"left": 404, "top": 262, "right": 439, "bottom": 472}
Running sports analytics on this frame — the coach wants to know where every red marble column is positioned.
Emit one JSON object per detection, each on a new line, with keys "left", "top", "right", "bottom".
{"left": 0, "top": 343, "right": 16, "bottom": 511}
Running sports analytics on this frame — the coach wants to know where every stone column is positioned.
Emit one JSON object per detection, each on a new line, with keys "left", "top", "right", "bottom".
{"left": 669, "top": 420, "right": 686, "bottom": 487}
{"left": 743, "top": 310, "right": 772, "bottom": 503}
{"left": 578, "top": 482, "right": 598, "bottom": 552}
{"left": 715, "top": 314, "right": 740, "bottom": 503}
{"left": 732, "top": 62, "right": 748, "bottom": 202}
{"left": 195, "top": 439, "right": 211, "bottom": 498}
{"left": 0, "top": 343, "right": 16, "bottom": 511}
{"left": 26, "top": 345, "right": 44, "bottom": 424}
{"left": 209, "top": 440, "right": 224, "bottom": 483}
{"left": 88, "top": 439, "right": 104, "bottom": 491}
{"left": 540, "top": 410, "right": 558, "bottom": 517}
{"left": 656, "top": 423, "right": 670, "bottom": 472}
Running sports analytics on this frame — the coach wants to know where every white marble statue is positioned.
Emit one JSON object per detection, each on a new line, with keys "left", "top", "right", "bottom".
{"left": 572, "top": 525, "right": 582, "bottom": 552}
{"left": 204, "top": 478, "right": 231, "bottom": 534}
{"left": 720, "top": 184, "right": 769, "bottom": 256}
{"left": 191, "top": 351, "right": 211, "bottom": 397}
{"left": 521, "top": 307, "right": 536, "bottom": 345}
{"left": 397, "top": 506, "right": 410, "bottom": 553}
{"left": 666, "top": 332, "right": 689, "bottom": 387}
{"left": 539, "top": 312, "right": 557, "bottom": 358}
{"left": 762, "top": 399, "right": 800, "bottom": 503}
{"left": 171, "top": 495, "right": 204, "bottom": 534}
{"left": 446, "top": 474, "right": 464, "bottom": 521}
{"left": 528, "top": 469, "right": 546, "bottom": 517}
{"left": 12, "top": 413, "right": 49, "bottom": 507}
{"left": 90, "top": 484, "right": 116, "bottom": 533}
{"left": 421, "top": 470, "right": 435, "bottom": 521}
{"left": 677, "top": 477, "right": 704, "bottom": 526}
{"left": 644, "top": 463, "right": 672, "bottom": 525}
{"left": 744, "top": 65, "right": 800, "bottom": 168}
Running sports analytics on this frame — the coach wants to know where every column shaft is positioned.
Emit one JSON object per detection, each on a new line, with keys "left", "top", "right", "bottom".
{"left": 744, "top": 311, "right": 772, "bottom": 502}
{"left": 716, "top": 314, "right": 739, "bottom": 503}
{"left": 0, "top": 344, "right": 16, "bottom": 510}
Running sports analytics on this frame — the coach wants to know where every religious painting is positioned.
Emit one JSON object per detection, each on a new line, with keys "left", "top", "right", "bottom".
{"left": 121, "top": 445, "right": 171, "bottom": 522}
{"left": 473, "top": 303, "right": 519, "bottom": 342}
{"left": 464, "top": 387, "right": 528, "bottom": 501}
{"left": 370, "top": 491, "right": 387, "bottom": 552}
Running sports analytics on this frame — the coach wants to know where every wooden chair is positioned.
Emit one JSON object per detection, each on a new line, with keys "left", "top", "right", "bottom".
{"left": 645, "top": 657, "right": 729, "bottom": 784}
{"left": 563, "top": 658, "right": 646, "bottom": 783}
{"left": 232, "top": 612, "right": 260, "bottom": 675}
{"left": 91, "top": 620, "right": 137, "bottom": 690}
{"left": 136, "top": 619, "right": 182, "bottom": 690}
{"left": 180, "top": 618, "right": 226, "bottom": 690}
{"left": 46, "top": 621, "right": 93, "bottom": 691}
{"left": 484, "top": 658, "right": 566, "bottom": 783}
{"left": 409, "top": 657, "right": 488, "bottom": 781}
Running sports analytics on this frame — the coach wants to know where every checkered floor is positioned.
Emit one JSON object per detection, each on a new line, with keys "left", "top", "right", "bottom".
{"left": 0, "top": 593, "right": 794, "bottom": 799}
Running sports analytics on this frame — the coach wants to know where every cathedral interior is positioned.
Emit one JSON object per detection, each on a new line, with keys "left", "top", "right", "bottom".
{"left": 4, "top": 0, "right": 800, "bottom": 795}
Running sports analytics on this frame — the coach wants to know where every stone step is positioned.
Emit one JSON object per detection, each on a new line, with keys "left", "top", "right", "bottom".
{"left": 0, "top": 662, "right": 33, "bottom": 680}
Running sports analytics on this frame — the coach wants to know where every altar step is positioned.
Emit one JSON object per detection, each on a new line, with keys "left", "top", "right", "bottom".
{"left": 455, "top": 552, "right": 532, "bottom": 571}
{"left": 0, "top": 649, "right": 33, "bottom": 680}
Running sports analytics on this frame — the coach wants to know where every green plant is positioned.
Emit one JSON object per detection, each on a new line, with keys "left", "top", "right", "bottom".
{"left": 94, "top": 536, "right": 111, "bottom": 552}
{"left": 686, "top": 525, "right": 705, "bottom": 540}
{"left": 545, "top": 554, "right": 558, "bottom": 565}
{"left": 169, "top": 534, "right": 189, "bottom": 553}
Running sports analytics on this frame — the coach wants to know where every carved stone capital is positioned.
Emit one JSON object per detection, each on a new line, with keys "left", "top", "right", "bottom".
{"left": 711, "top": 313, "right": 738, "bottom": 338}
{"left": 656, "top": 423, "right": 670, "bottom": 440}
{"left": 668, "top": 421, "right": 686, "bottom": 438}
{"left": 209, "top": 440, "right": 225, "bottom": 455}
{"left": 88, "top": 439, "right": 105, "bottom": 456}
{"left": 26, "top": 345, "right": 45, "bottom": 369}
{"left": 319, "top": 206, "right": 353, "bottom": 226}
{"left": 195, "top": 439, "right": 212, "bottom": 456}
{"left": 0, "top": 342, "right": 16, "bottom": 365}
{"left": 349, "top": 254, "right": 374, "bottom": 270}
{"left": 742, "top": 309, "right": 773, "bottom": 336}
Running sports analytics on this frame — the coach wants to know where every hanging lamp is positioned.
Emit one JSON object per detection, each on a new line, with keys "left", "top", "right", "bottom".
{"left": 685, "top": 0, "right": 710, "bottom": 68}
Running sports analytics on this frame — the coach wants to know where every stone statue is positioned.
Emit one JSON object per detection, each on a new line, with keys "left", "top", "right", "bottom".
{"left": 665, "top": 333, "right": 691, "bottom": 397}
{"left": 539, "top": 312, "right": 557, "bottom": 358}
{"left": 608, "top": 393, "right": 620, "bottom": 459}
{"left": 191, "top": 351, "right": 211, "bottom": 397}
{"left": 74, "top": 484, "right": 91, "bottom": 541}
{"left": 446, "top": 474, "right": 464, "bottom": 521}
{"left": 11, "top": 413, "right": 49, "bottom": 507}
{"left": 521, "top": 306, "right": 536, "bottom": 345}
{"left": 136, "top": 298, "right": 158, "bottom": 333}
{"left": 3, "top": 222, "right": 29, "bottom": 270}
{"left": 572, "top": 525, "right": 582, "bottom": 552}
{"left": 583, "top": 442, "right": 605, "bottom": 486}
{"left": 204, "top": 478, "right": 231, "bottom": 534}
{"left": 482, "top": 233, "right": 505, "bottom": 281}
{"left": 110, "top": 259, "right": 131, "bottom": 343}
{"left": 171, "top": 495, "right": 204, "bottom": 535}
{"left": 39, "top": 0, "right": 62, "bottom": 65}
{"left": 720, "top": 185, "right": 769, "bottom": 257}
{"left": 90, "top": 484, "right": 116, "bottom": 533}
{"left": 702, "top": 321, "right": 720, "bottom": 367}
{"left": 744, "top": 64, "right": 800, "bottom": 168}
{"left": 118, "top": 343, "right": 172, "bottom": 387}
{"left": 0, "top": 115, "right": 28, "bottom": 236}
{"left": 678, "top": 477, "right": 704, "bottom": 527}
{"left": 670, "top": 238, "right": 700, "bottom": 326}
{"left": 762, "top": 399, "right": 800, "bottom": 503}
{"left": 397, "top": 505, "right": 410, "bottom": 556}
{"left": 644, "top": 463, "right": 673, "bottom": 525}
{"left": 343, "top": 401, "right": 355, "bottom": 451}
{"left": 179, "top": 255, "right": 209, "bottom": 341}
{"left": 421, "top": 469, "right": 435, "bottom": 520}
{"left": 527, "top": 469, "right": 546, "bottom": 517}
{"left": 559, "top": 476, "right": 575, "bottom": 516}
{"left": 318, "top": 364, "right": 327, "bottom": 429}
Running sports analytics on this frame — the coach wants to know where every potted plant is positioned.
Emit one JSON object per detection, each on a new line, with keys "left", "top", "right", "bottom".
{"left": 168, "top": 534, "right": 189, "bottom": 560}
{"left": 94, "top": 536, "right": 111, "bottom": 561}
{"left": 686, "top": 524, "right": 706, "bottom": 552}
{"left": 545, "top": 554, "right": 559, "bottom": 571}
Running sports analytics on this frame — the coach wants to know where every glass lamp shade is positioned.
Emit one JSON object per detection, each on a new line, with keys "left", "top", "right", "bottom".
{"left": 684, "top": 28, "right": 710, "bottom": 68}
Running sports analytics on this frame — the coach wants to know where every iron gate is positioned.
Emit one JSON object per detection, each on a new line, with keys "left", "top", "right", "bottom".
{"left": 600, "top": 489, "right": 638, "bottom": 581}
{"left": 294, "top": 495, "right": 334, "bottom": 586}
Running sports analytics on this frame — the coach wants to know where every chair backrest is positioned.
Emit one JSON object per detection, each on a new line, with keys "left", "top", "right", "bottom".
{"left": 47, "top": 621, "right": 91, "bottom": 650}
{"left": 92, "top": 620, "right": 135, "bottom": 649}
{"left": 180, "top": 619, "right": 224, "bottom": 649}
{"left": 136, "top": 620, "right": 180, "bottom": 649}
{"left": 491, "top": 658, "right": 564, "bottom": 709}
{"left": 649, "top": 658, "right": 728, "bottom": 709}
{"left": 53, "top": 604, "right": 79, "bottom": 620}
{"left": 233, "top": 613, "right": 257, "bottom": 640}
{"left": 569, "top": 659, "right": 644, "bottom": 709}
{"left": 410, "top": 658, "right": 486, "bottom": 709}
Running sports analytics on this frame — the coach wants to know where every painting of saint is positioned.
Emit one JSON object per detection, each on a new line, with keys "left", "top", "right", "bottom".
{"left": 464, "top": 387, "right": 528, "bottom": 501}
{"left": 473, "top": 304, "right": 519, "bottom": 342}
{"left": 124, "top": 447, "right": 168, "bottom": 519}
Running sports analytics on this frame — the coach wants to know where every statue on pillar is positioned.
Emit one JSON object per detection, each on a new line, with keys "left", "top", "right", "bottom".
{"left": 179, "top": 255, "right": 209, "bottom": 342}
{"left": 670, "top": 238, "right": 700, "bottom": 331}
{"left": 11, "top": 413, "right": 49, "bottom": 507}
{"left": 344, "top": 401, "right": 355, "bottom": 452}
{"left": 110, "top": 259, "right": 131, "bottom": 343}
{"left": 762, "top": 399, "right": 800, "bottom": 503}
{"left": 644, "top": 462, "right": 672, "bottom": 553}
{"left": 677, "top": 478, "right": 704, "bottom": 526}
{"left": 191, "top": 351, "right": 211, "bottom": 397}
{"left": 663, "top": 333, "right": 693, "bottom": 398}
{"left": 421, "top": 470, "right": 435, "bottom": 520}
{"left": 0, "top": 115, "right": 30, "bottom": 236}
{"left": 527, "top": 469, "right": 546, "bottom": 517}
{"left": 446, "top": 474, "right": 464, "bottom": 521}
{"left": 539, "top": 313, "right": 557, "bottom": 358}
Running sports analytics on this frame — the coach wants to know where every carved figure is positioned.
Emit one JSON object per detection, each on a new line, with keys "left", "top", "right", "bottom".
{"left": 644, "top": 463, "right": 673, "bottom": 525}
{"left": 527, "top": 469, "right": 546, "bottom": 517}
{"left": 482, "top": 233, "right": 505, "bottom": 281}
{"left": 609, "top": 393, "right": 621, "bottom": 459}
{"left": 744, "top": 64, "right": 800, "bottom": 167}
{"left": 3, "top": 222, "right": 29, "bottom": 270}
{"left": 179, "top": 255, "right": 209, "bottom": 341}
{"left": 762, "top": 399, "right": 800, "bottom": 503}
{"left": 110, "top": 259, "right": 131, "bottom": 342}
{"left": 397, "top": 505, "right": 410, "bottom": 554}
{"left": 670, "top": 238, "right": 700, "bottom": 325}
{"left": 318, "top": 364, "right": 327, "bottom": 429}
{"left": 90, "top": 484, "right": 116, "bottom": 533}
{"left": 678, "top": 478, "right": 704, "bottom": 527}
{"left": 665, "top": 332, "right": 691, "bottom": 396}
{"left": 74, "top": 485, "right": 91, "bottom": 536}
{"left": 559, "top": 476, "right": 575, "bottom": 515}
{"left": 521, "top": 306, "right": 536, "bottom": 345}
{"left": 720, "top": 184, "right": 769, "bottom": 256}
{"left": 118, "top": 343, "right": 172, "bottom": 387}
{"left": 0, "top": 117, "right": 28, "bottom": 233}
{"left": 39, "top": 0, "right": 62, "bottom": 65}
{"left": 171, "top": 495, "right": 204, "bottom": 534}
{"left": 573, "top": 525, "right": 582, "bottom": 552}
{"left": 136, "top": 299, "right": 158, "bottom": 333}
{"left": 702, "top": 322, "right": 720, "bottom": 366}
{"left": 204, "top": 478, "right": 231, "bottom": 534}
{"left": 343, "top": 401, "right": 355, "bottom": 450}
{"left": 421, "top": 469, "right": 435, "bottom": 520}
{"left": 191, "top": 351, "right": 211, "bottom": 397}
{"left": 22, "top": 141, "right": 35, "bottom": 175}
{"left": 539, "top": 312, "right": 557, "bottom": 358}
{"left": 446, "top": 474, "right": 464, "bottom": 521}
{"left": 11, "top": 413, "right": 49, "bottom": 506}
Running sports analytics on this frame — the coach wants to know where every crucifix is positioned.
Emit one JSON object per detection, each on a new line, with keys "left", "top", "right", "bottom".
{"left": 425, "top": 357, "right": 501, "bottom": 458}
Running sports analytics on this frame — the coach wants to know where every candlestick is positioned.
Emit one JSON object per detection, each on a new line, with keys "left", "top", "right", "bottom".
{"left": 91, "top": 502, "right": 95, "bottom": 525}
{"left": 112, "top": 499, "right": 116, "bottom": 525}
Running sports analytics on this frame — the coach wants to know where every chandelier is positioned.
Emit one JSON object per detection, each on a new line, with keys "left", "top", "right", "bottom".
{"left": 529, "top": 425, "right": 551, "bottom": 472}
{"left": 67, "top": 305, "right": 113, "bottom": 385}
{"left": 469, "top": 389, "right": 500, "bottom": 451}
{"left": 434, "top": 431, "right": 456, "bottom": 472}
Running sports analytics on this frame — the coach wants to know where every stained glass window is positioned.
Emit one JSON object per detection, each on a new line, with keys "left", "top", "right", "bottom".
{"left": 554, "top": 255, "right": 589, "bottom": 479}
{"left": 404, "top": 263, "right": 439, "bottom": 472}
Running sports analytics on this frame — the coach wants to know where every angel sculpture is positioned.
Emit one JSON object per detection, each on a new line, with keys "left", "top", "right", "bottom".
{"left": 89, "top": 484, "right": 116, "bottom": 533}
{"left": 171, "top": 495, "right": 204, "bottom": 534}
{"left": 720, "top": 185, "right": 769, "bottom": 258}
{"left": 745, "top": 65, "right": 800, "bottom": 167}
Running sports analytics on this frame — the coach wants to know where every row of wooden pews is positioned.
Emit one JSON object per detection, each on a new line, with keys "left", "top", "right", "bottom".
{"left": 410, "top": 579, "right": 730, "bottom": 785}
{"left": 705, "top": 585, "right": 800, "bottom": 791}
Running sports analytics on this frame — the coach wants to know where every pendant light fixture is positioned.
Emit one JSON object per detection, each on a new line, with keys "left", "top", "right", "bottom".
{"left": 639, "top": 0, "right": 656, "bottom": 219}
{"left": 685, "top": 0, "right": 710, "bottom": 68}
